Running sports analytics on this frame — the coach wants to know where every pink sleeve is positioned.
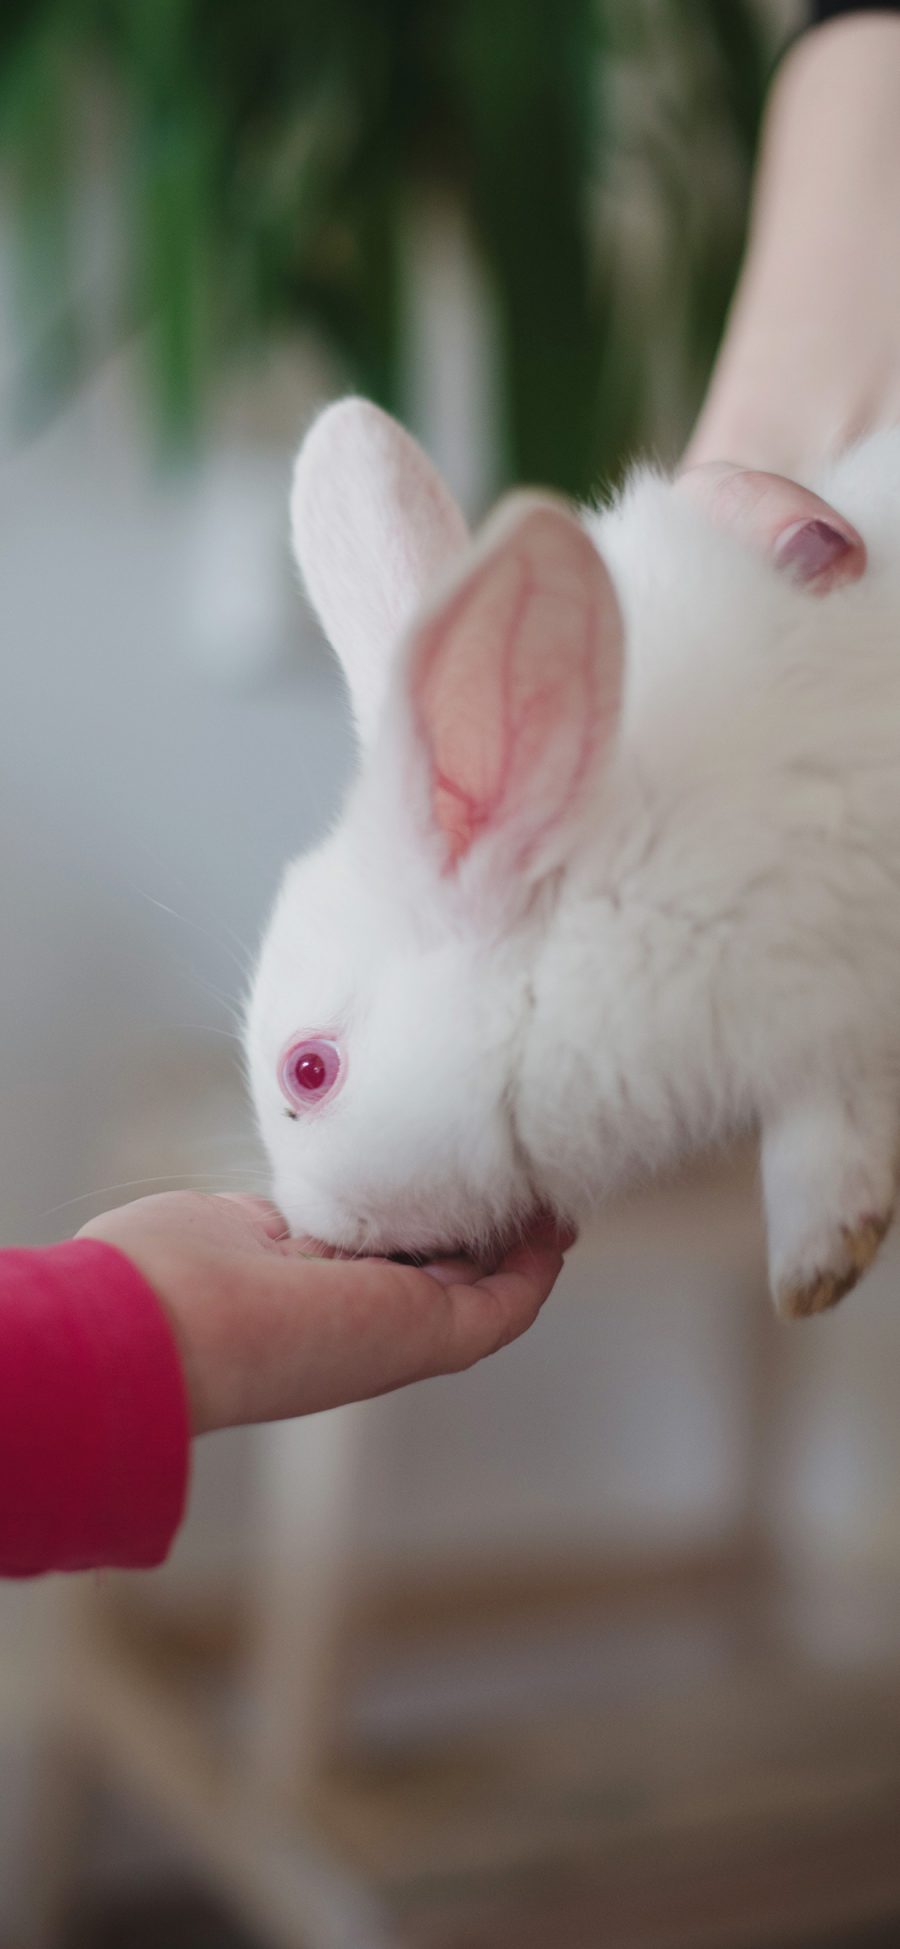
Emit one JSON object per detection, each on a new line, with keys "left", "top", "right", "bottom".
{"left": 0, "top": 1240, "right": 190, "bottom": 1576}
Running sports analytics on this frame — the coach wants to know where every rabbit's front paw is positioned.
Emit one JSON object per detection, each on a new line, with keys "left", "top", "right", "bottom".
{"left": 776, "top": 1211, "right": 891, "bottom": 1320}
{"left": 762, "top": 1090, "right": 898, "bottom": 1321}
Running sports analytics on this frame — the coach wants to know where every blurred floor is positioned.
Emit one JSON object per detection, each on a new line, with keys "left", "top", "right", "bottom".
{"left": 42, "top": 1559, "right": 900, "bottom": 1949}
{"left": 56, "top": 1874, "right": 900, "bottom": 1949}
{"left": 62, "top": 1886, "right": 259, "bottom": 1949}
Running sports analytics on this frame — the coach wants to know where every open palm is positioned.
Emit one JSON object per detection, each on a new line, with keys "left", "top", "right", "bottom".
{"left": 79, "top": 1192, "right": 572, "bottom": 1434}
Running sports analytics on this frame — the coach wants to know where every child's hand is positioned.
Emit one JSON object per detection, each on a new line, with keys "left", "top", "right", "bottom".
{"left": 78, "top": 1192, "right": 572, "bottom": 1435}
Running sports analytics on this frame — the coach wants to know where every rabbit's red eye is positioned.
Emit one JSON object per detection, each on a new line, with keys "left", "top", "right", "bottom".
{"left": 279, "top": 1037, "right": 343, "bottom": 1111}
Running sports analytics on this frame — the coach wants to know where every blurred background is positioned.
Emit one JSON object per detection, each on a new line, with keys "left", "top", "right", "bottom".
{"left": 6, "top": 3, "right": 900, "bottom": 1946}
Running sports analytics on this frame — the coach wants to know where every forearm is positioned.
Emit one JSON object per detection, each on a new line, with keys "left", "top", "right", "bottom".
{"left": 686, "top": 12, "right": 900, "bottom": 475}
{"left": 0, "top": 1242, "right": 189, "bottom": 1576}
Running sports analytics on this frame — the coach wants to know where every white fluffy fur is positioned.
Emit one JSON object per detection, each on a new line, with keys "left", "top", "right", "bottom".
{"left": 246, "top": 401, "right": 900, "bottom": 1313}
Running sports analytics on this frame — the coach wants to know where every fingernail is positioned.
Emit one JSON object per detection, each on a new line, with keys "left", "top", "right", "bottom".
{"left": 774, "top": 518, "right": 852, "bottom": 587}
{"left": 422, "top": 1260, "right": 481, "bottom": 1287}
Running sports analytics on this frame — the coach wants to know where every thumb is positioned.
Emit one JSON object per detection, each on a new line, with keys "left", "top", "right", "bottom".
{"left": 677, "top": 462, "right": 866, "bottom": 592}
{"left": 215, "top": 1194, "right": 291, "bottom": 1242}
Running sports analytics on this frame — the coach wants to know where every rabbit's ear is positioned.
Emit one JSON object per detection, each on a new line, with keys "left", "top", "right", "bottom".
{"left": 678, "top": 463, "right": 866, "bottom": 592}
{"left": 406, "top": 494, "right": 623, "bottom": 884}
{"left": 291, "top": 398, "right": 468, "bottom": 745}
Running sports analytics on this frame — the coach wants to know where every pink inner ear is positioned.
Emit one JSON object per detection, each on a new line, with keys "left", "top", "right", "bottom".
{"left": 411, "top": 503, "right": 623, "bottom": 871}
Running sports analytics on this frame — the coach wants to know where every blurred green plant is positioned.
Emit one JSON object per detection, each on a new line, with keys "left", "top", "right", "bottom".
{"left": 0, "top": 0, "right": 778, "bottom": 495}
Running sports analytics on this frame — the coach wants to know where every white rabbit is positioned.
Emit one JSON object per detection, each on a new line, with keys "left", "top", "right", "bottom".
{"left": 245, "top": 396, "right": 900, "bottom": 1318}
